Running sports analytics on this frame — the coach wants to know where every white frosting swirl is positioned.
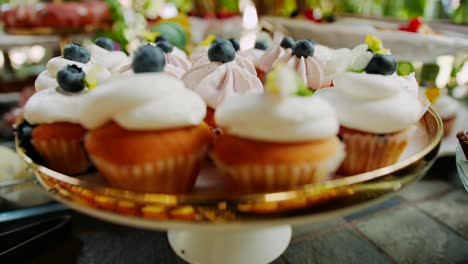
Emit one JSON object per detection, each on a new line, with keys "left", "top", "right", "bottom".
{"left": 317, "top": 72, "right": 428, "bottom": 133}
{"left": 256, "top": 43, "right": 290, "bottom": 73}
{"left": 215, "top": 93, "right": 339, "bottom": 142}
{"left": 34, "top": 57, "right": 111, "bottom": 92}
{"left": 165, "top": 50, "right": 191, "bottom": 71}
{"left": 432, "top": 95, "right": 458, "bottom": 119}
{"left": 79, "top": 73, "right": 206, "bottom": 130}
{"left": 87, "top": 44, "right": 131, "bottom": 74}
{"left": 182, "top": 61, "right": 263, "bottom": 109}
{"left": 276, "top": 53, "right": 331, "bottom": 90}
{"left": 237, "top": 49, "right": 265, "bottom": 64}
{"left": 189, "top": 46, "right": 209, "bottom": 63}
{"left": 24, "top": 87, "right": 87, "bottom": 124}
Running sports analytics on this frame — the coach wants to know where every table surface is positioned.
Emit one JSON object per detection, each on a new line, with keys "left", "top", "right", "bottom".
{"left": 3, "top": 157, "right": 468, "bottom": 264}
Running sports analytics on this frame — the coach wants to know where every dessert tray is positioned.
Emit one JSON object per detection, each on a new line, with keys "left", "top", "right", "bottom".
{"left": 261, "top": 16, "right": 468, "bottom": 62}
{"left": 16, "top": 109, "right": 443, "bottom": 264}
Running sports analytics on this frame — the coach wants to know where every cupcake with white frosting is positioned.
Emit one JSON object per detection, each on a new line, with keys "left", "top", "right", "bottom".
{"left": 182, "top": 40, "right": 263, "bottom": 127}
{"left": 86, "top": 37, "right": 131, "bottom": 75}
{"left": 317, "top": 36, "right": 429, "bottom": 175}
{"left": 212, "top": 64, "right": 345, "bottom": 192}
{"left": 24, "top": 64, "right": 94, "bottom": 175}
{"left": 35, "top": 43, "right": 111, "bottom": 92}
{"left": 81, "top": 45, "right": 211, "bottom": 194}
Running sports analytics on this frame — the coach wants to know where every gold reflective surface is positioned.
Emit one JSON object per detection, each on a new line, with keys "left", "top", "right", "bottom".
{"left": 17, "top": 109, "right": 442, "bottom": 226}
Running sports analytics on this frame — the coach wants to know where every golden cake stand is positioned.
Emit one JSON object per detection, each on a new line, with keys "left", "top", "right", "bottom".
{"left": 16, "top": 109, "right": 443, "bottom": 264}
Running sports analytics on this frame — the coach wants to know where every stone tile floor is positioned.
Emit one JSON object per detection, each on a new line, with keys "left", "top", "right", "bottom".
{"left": 7, "top": 158, "right": 468, "bottom": 264}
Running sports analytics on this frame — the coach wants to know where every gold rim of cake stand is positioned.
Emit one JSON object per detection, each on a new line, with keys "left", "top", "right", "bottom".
{"left": 16, "top": 108, "right": 443, "bottom": 218}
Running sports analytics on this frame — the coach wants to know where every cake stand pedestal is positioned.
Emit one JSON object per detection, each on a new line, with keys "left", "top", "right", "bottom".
{"left": 168, "top": 225, "right": 291, "bottom": 264}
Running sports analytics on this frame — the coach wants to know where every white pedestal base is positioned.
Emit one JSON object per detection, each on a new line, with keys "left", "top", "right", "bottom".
{"left": 168, "top": 225, "right": 292, "bottom": 264}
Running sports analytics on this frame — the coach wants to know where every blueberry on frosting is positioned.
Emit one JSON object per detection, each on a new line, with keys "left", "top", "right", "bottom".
{"left": 280, "top": 37, "right": 295, "bottom": 49}
{"left": 95, "top": 37, "right": 114, "bottom": 51}
{"left": 156, "top": 41, "right": 174, "bottom": 53}
{"left": 292, "top": 40, "right": 315, "bottom": 58}
{"left": 364, "top": 54, "right": 397, "bottom": 76}
{"left": 228, "top": 38, "right": 240, "bottom": 51}
{"left": 155, "top": 34, "right": 169, "bottom": 43}
{"left": 132, "top": 44, "right": 166, "bottom": 73}
{"left": 63, "top": 43, "right": 91, "bottom": 63}
{"left": 208, "top": 40, "right": 236, "bottom": 63}
{"left": 57, "top": 65, "right": 86, "bottom": 92}
{"left": 254, "top": 41, "right": 268, "bottom": 50}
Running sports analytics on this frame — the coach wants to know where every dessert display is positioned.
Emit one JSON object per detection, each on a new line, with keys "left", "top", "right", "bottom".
{"left": 80, "top": 45, "right": 211, "bottom": 193}
{"left": 1, "top": 1, "right": 112, "bottom": 34}
{"left": 182, "top": 40, "right": 263, "bottom": 127}
{"left": 213, "top": 64, "right": 344, "bottom": 192}
{"left": 317, "top": 36, "right": 429, "bottom": 175}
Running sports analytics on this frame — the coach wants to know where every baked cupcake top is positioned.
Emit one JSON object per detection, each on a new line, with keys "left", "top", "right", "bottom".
{"left": 25, "top": 65, "right": 90, "bottom": 124}
{"left": 215, "top": 64, "right": 339, "bottom": 142}
{"left": 317, "top": 36, "right": 428, "bottom": 134}
{"left": 182, "top": 40, "right": 263, "bottom": 109}
{"left": 86, "top": 37, "right": 131, "bottom": 74}
{"left": 79, "top": 47, "right": 206, "bottom": 130}
{"left": 35, "top": 43, "right": 111, "bottom": 92}
{"left": 256, "top": 34, "right": 295, "bottom": 73}
{"left": 276, "top": 40, "right": 330, "bottom": 90}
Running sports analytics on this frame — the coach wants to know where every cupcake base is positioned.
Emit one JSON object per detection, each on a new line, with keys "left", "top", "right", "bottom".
{"left": 32, "top": 122, "right": 90, "bottom": 175}
{"left": 338, "top": 126, "right": 413, "bottom": 175}
{"left": 85, "top": 122, "right": 212, "bottom": 193}
{"left": 213, "top": 134, "right": 344, "bottom": 192}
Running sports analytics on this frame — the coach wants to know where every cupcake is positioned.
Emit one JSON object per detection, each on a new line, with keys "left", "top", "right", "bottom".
{"left": 231, "top": 38, "right": 268, "bottom": 65}
{"left": 317, "top": 38, "right": 429, "bottom": 175}
{"left": 81, "top": 45, "right": 211, "bottom": 193}
{"left": 35, "top": 43, "right": 111, "bottom": 92}
{"left": 275, "top": 40, "right": 331, "bottom": 90}
{"left": 24, "top": 65, "right": 94, "bottom": 175}
{"left": 86, "top": 37, "right": 131, "bottom": 75}
{"left": 256, "top": 34, "right": 295, "bottom": 81}
{"left": 423, "top": 87, "right": 458, "bottom": 137}
{"left": 182, "top": 40, "right": 263, "bottom": 127}
{"left": 212, "top": 64, "right": 345, "bottom": 192}
{"left": 188, "top": 34, "right": 219, "bottom": 63}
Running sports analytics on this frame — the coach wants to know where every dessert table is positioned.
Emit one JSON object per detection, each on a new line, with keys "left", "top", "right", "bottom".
{"left": 2, "top": 157, "right": 468, "bottom": 263}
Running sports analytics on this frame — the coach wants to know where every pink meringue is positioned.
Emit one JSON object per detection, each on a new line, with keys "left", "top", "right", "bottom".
{"left": 182, "top": 60, "right": 263, "bottom": 109}
{"left": 164, "top": 50, "right": 191, "bottom": 71}
{"left": 256, "top": 43, "right": 292, "bottom": 73}
{"left": 191, "top": 53, "right": 257, "bottom": 77}
{"left": 276, "top": 53, "right": 331, "bottom": 90}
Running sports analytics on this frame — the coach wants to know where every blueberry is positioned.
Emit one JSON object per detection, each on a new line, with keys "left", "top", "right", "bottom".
{"left": 306, "top": 39, "right": 317, "bottom": 45}
{"left": 57, "top": 65, "right": 86, "bottom": 92}
{"left": 95, "top": 37, "right": 114, "bottom": 51}
{"left": 132, "top": 44, "right": 166, "bottom": 73}
{"left": 364, "top": 54, "right": 397, "bottom": 76}
{"left": 228, "top": 38, "right": 240, "bottom": 51}
{"left": 63, "top": 43, "right": 90, "bottom": 63}
{"left": 323, "top": 15, "right": 335, "bottom": 23}
{"left": 156, "top": 41, "right": 174, "bottom": 53}
{"left": 292, "top": 40, "right": 315, "bottom": 58}
{"left": 213, "top": 36, "right": 224, "bottom": 44}
{"left": 208, "top": 40, "right": 236, "bottom": 63}
{"left": 254, "top": 41, "right": 268, "bottom": 50}
{"left": 155, "top": 35, "right": 169, "bottom": 43}
{"left": 280, "top": 37, "right": 295, "bottom": 49}
{"left": 16, "top": 120, "right": 42, "bottom": 163}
